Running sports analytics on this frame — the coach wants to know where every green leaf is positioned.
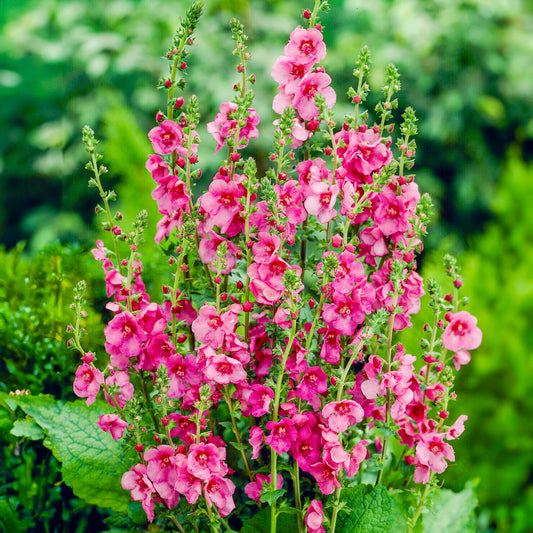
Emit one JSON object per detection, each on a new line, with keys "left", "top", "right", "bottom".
{"left": 0, "top": 499, "right": 28, "bottom": 533}
{"left": 337, "top": 484, "right": 408, "bottom": 533}
{"left": 241, "top": 506, "right": 298, "bottom": 533}
{"left": 229, "top": 441, "right": 248, "bottom": 451}
{"left": 11, "top": 417, "right": 45, "bottom": 440}
{"left": 421, "top": 481, "right": 477, "bottom": 533}
{"left": 9, "top": 394, "right": 130, "bottom": 512}
{"left": 260, "top": 488, "right": 286, "bottom": 504}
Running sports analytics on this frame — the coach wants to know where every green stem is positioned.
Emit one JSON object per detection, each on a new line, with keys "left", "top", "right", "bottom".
{"left": 271, "top": 320, "right": 298, "bottom": 533}
{"left": 305, "top": 292, "right": 326, "bottom": 351}
{"left": 293, "top": 461, "right": 304, "bottom": 533}
{"left": 408, "top": 483, "right": 432, "bottom": 533}
{"left": 223, "top": 385, "right": 254, "bottom": 482}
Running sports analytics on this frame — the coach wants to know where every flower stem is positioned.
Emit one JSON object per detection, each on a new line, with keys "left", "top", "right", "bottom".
{"left": 271, "top": 320, "right": 298, "bottom": 533}
{"left": 408, "top": 483, "right": 432, "bottom": 533}
{"left": 223, "top": 385, "right": 253, "bottom": 482}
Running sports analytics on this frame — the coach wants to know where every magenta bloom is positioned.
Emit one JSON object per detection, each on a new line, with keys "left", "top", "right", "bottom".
{"left": 204, "top": 475, "right": 236, "bottom": 517}
{"left": 104, "top": 311, "right": 147, "bottom": 370}
{"left": 204, "top": 352, "right": 247, "bottom": 385}
{"left": 373, "top": 188, "right": 410, "bottom": 237}
{"left": 97, "top": 414, "right": 128, "bottom": 441}
{"left": 322, "top": 400, "right": 364, "bottom": 433}
{"left": 104, "top": 371, "right": 134, "bottom": 409}
{"left": 244, "top": 473, "right": 283, "bottom": 503}
{"left": 275, "top": 179, "right": 307, "bottom": 225}
{"left": 248, "top": 384, "right": 274, "bottom": 416}
{"left": 187, "top": 443, "right": 227, "bottom": 480}
{"left": 198, "top": 231, "right": 240, "bottom": 274}
{"left": 304, "top": 180, "right": 339, "bottom": 224}
{"left": 207, "top": 101, "right": 259, "bottom": 153}
{"left": 271, "top": 55, "right": 312, "bottom": 93}
{"left": 249, "top": 426, "right": 264, "bottom": 460}
{"left": 446, "top": 414, "right": 468, "bottom": 440}
{"left": 335, "top": 129, "right": 392, "bottom": 182}
{"left": 148, "top": 120, "right": 186, "bottom": 156}
{"left": 309, "top": 461, "right": 341, "bottom": 495}
{"left": 248, "top": 255, "right": 302, "bottom": 305}
{"left": 191, "top": 304, "right": 240, "bottom": 349}
{"left": 252, "top": 232, "right": 281, "bottom": 263}
{"left": 415, "top": 434, "right": 455, "bottom": 475}
{"left": 322, "top": 291, "right": 369, "bottom": 336}
{"left": 73, "top": 363, "right": 104, "bottom": 406}
{"left": 121, "top": 464, "right": 155, "bottom": 521}
{"left": 265, "top": 418, "right": 297, "bottom": 453}
{"left": 306, "top": 499, "right": 325, "bottom": 533}
{"left": 442, "top": 311, "right": 482, "bottom": 352}
{"left": 285, "top": 26, "right": 326, "bottom": 65}
{"left": 296, "top": 366, "right": 328, "bottom": 404}
{"left": 293, "top": 71, "right": 336, "bottom": 121}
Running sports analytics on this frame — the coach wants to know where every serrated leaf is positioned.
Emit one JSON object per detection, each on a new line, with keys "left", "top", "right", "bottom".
{"left": 421, "top": 481, "right": 477, "bottom": 533}
{"left": 11, "top": 417, "right": 45, "bottom": 440}
{"left": 337, "top": 484, "right": 408, "bottom": 533}
{"left": 241, "top": 506, "right": 298, "bottom": 533}
{"left": 260, "top": 488, "right": 286, "bottom": 504}
{"left": 12, "top": 394, "right": 130, "bottom": 512}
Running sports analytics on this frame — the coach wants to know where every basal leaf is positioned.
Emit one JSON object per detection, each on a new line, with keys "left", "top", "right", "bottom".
{"left": 13, "top": 394, "right": 130, "bottom": 512}
{"left": 240, "top": 506, "right": 299, "bottom": 533}
{"left": 11, "top": 417, "right": 46, "bottom": 440}
{"left": 337, "top": 484, "right": 408, "bottom": 533}
{"left": 421, "top": 481, "right": 477, "bottom": 533}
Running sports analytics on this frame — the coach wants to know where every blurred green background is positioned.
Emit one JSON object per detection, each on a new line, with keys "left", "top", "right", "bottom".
{"left": 0, "top": 0, "right": 532, "bottom": 531}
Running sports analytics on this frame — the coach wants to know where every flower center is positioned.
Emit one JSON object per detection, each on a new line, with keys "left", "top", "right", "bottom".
{"left": 270, "top": 260, "right": 287, "bottom": 276}
{"left": 337, "top": 304, "right": 351, "bottom": 317}
{"left": 452, "top": 322, "right": 466, "bottom": 336}
{"left": 321, "top": 193, "right": 331, "bottom": 205}
{"left": 208, "top": 316, "right": 222, "bottom": 329}
{"left": 300, "top": 40, "right": 314, "bottom": 55}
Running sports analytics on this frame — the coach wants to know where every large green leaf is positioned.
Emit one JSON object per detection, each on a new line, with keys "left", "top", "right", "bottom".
{"left": 337, "top": 485, "right": 408, "bottom": 533}
{"left": 421, "top": 481, "right": 477, "bottom": 533}
{"left": 5, "top": 393, "right": 130, "bottom": 512}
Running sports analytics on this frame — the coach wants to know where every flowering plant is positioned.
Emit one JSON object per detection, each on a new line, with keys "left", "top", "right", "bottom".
{"left": 69, "top": 1, "right": 481, "bottom": 531}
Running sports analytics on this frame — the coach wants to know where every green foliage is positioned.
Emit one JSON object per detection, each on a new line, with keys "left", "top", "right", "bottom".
{"left": 336, "top": 485, "right": 407, "bottom": 533}
{"left": 420, "top": 481, "right": 477, "bottom": 533}
{"left": 401, "top": 150, "right": 533, "bottom": 532}
{"left": 240, "top": 506, "right": 298, "bottom": 533}
{"left": 4, "top": 394, "right": 131, "bottom": 513}
{"left": 0, "top": 242, "right": 104, "bottom": 399}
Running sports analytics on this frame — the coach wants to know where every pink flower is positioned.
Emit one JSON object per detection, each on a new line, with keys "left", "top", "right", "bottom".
{"left": 285, "top": 27, "right": 327, "bottom": 65}
{"left": 244, "top": 473, "right": 283, "bottom": 503}
{"left": 248, "top": 255, "right": 302, "bottom": 306}
{"left": 249, "top": 426, "right": 264, "bottom": 460}
{"left": 198, "top": 178, "right": 245, "bottom": 235}
{"left": 104, "top": 311, "right": 147, "bottom": 370}
{"left": 207, "top": 101, "right": 259, "bottom": 153}
{"left": 191, "top": 304, "right": 240, "bottom": 349}
{"left": 204, "top": 476, "right": 236, "bottom": 517}
{"left": 309, "top": 461, "right": 341, "bottom": 495}
{"left": 446, "top": 415, "right": 468, "bottom": 440}
{"left": 148, "top": 120, "right": 187, "bottom": 156}
{"left": 144, "top": 445, "right": 176, "bottom": 483}
{"left": 306, "top": 499, "right": 325, "bottom": 533}
{"left": 265, "top": 418, "right": 297, "bottom": 453}
{"left": 322, "top": 400, "right": 364, "bottom": 433}
{"left": 121, "top": 464, "right": 155, "bottom": 521}
{"left": 204, "top": 352, "right": 247, "bottom": 385}
{"left": 248, "top": 384, "right": 274, "bottom": 416}
{"left": 304, "top": 180, "right": 339, "bottom": 224}
{"left": 174, "top": 453, "right": 202, "bottom": 504}
{"left": 104, "top": 371, "right": 134, "bottom": 409}
{"left": 322, "top": 289, "right": 372, "bottom": 336}
{"left": 373, "top": 188, "right": 410, "bottom": 237}
{"left": 275, "top": 179, "right": 307, "bottom": 225}
{"left": 296, "top": 366, "right": 328, "bottom": 405}
{"left": 198, "top": 231, "right": 240, "bottom": 274}
{"left": 187, "top": 443, "right": 228, "bottom": 480}
{"left": 293, "top": 71, "right": 336, "bottom": 121}
{"left": 415, "top": 434, "right": 455, "bottom": 475}
{"left": 146, "top": 154, "right": 169, "bottom": 182}
{"left": 271, "top": 55, "right": 312, "bottom": 93}
{"left": 252, "top": 232, "right": 281, "bottom": 263}
{"left": 97, "top": 414, "right": 128, "bottom": 440}
{"left": 335, "top": 129, "right": 392, "bottom": 182}
{"left": 442, "top": 311, "right": 482, "bottom": 352}
{"left": 453, "top": 349, "right": 471, "bottom": 370}
{"left": 73, "top": 363, "right": 104, "bottom": 406}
